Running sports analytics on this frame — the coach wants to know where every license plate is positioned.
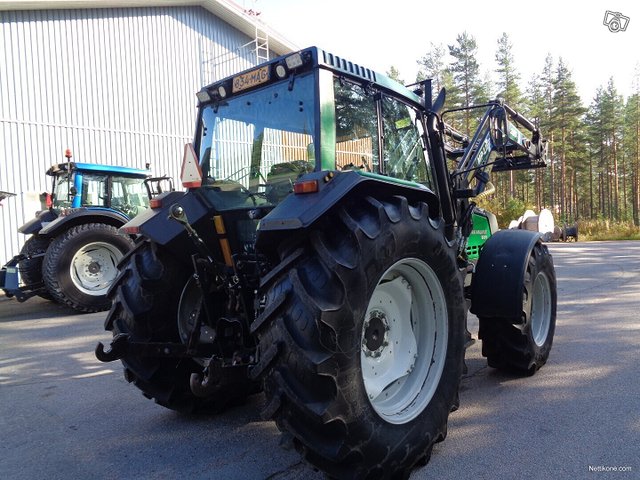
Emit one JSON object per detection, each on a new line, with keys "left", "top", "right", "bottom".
{"left": 232, "top": 66, "right": 270, "bottom": 93}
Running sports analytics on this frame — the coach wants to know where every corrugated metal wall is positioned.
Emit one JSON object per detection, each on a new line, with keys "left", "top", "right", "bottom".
{"left": 0, "top": 6, "right": 264, "bottom": 263}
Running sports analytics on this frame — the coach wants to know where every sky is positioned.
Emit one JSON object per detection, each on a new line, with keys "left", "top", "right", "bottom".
{"left": 252, "top": 0, "right": 640, "bottom": 105}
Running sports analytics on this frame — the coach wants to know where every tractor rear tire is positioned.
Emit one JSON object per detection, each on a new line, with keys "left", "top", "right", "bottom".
{"left": 252, "top": 196, "right": 465, "bottom": 479}
{"left": 42, "top": 223, "right": 133, "bottom": 312}
{"left": 19, "top": 235, "right": 54, "bottom": 301}
{"left": 105, "top": 240, "right": 258, "bottom": 413}
{"left": 478, "top": 241, "right": 556, "bottom": 374}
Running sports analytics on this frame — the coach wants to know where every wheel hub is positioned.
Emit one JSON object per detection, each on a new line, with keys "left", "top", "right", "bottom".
{"left": 363, "top": 310, "right": 389, "bottom": 357}
{"left": 87, "top": 262, "right": 101, "bottom": 275}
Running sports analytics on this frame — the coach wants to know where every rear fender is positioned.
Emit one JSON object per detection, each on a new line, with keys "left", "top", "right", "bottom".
{"left": 120, "top": 191, "right": 209, "bottom": 246}
{"left": 470, "top": 229, "right": 542, "bottom": 318}
{"left": 38, "top": 208, "right": 129, "bottom": 237}
{"left": 256, "top": 170, "right": 440, "bottom": 255}
{"left": 18, "top": 210, "right": 58, "bottom": 235}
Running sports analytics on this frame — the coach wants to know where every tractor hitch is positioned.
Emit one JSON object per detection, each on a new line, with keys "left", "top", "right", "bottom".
{"left": 190, "top": 354, "right": 254, "bottom": 398}
{"left": 95, "top": 334, "right": 217, "bottom": 362}
{"left": 1, "top": 253, "right": 47, "bottom": 302}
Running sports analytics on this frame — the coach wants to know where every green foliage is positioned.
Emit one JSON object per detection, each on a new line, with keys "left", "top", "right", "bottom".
{"left": 386, "top": 66, "right": 404, "bottom": 85}
{"left": 495, "top": 33, "right": 521, "bottom": 105}
{"left": 415, "top": 33, "right": 639, "bottom": 228}
{"left": 476, "top": 196, "right": 533, "bottom": 229}
{"left": 579, "top": 220, "right": 640, "bottom": 241}
{"left": 448, "top": 32, "right": 487, "bottom": 135}
{"left": 416, "top": 42, "right": 446, "bottom": 91}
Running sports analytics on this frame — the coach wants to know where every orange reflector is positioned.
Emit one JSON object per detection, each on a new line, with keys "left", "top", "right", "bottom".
{"left": 180, "top": 143, "right": 202, "bottom": 188}
{"left": 64, "top": 148, "right": 72, "bottom": 159}
{"left": 120, "top": 225, "right": 141, "bottom": 235}
{"left": 293, "top": 179, "right": 319, "bottom": 194}
{"left": 213, "top": 215, "right": 227, "bottom": 235}
{"left": 213, "top": 216, "right": 233, "bottom": 266}
{"left": 219, "top": 238, "right": 233, "bottom": 267}
{"left": 149, "top": 197, "right": 163, "bottom": 209}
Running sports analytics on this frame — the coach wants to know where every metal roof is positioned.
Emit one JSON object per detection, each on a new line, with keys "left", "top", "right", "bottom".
{"left": 0, "top": 0, "right": 298, "bottom": 56}
{"left": 46, "top": 162, "right": 151, "bottom": 177}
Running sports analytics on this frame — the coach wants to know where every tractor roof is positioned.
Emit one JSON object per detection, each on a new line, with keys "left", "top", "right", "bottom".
{"left": 199, "top": 46, "right": 424, "bottom": 110}
{"left": 46, "top": 162, "right": 150, "bottom": 178}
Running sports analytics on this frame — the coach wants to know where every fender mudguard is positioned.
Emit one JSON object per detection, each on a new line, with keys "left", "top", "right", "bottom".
{"left": 470, "top": 229, "right": 542, "bottom": 319}
{"left": 18, "top": 209, "right": 58, "bottom": 235}
{"left": 120, "top": 190, "right": 209, "bottom": 245}
{"left": 256, "top": 170, "right": 439, "bottom": 251}
{"left": 38, "top": 208, "right": 130, "bottom": 237}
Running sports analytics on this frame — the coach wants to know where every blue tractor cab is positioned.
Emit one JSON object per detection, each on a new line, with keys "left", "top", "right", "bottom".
{"left": 1, "top": 159, "right": 152, "bottom": 312}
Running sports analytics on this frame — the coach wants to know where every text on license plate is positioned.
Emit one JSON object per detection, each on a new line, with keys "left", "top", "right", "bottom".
{"left": 232, "top": 66, "right": 270, "bottom": 93}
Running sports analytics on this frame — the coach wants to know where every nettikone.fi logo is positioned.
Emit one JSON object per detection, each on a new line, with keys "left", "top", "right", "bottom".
{"left": 603, "top": 10, "right": 630, "bottom": 32}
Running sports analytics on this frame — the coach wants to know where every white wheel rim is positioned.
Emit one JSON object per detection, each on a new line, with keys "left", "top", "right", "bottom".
{"left": 361, "top": 258, "right": 448, "bottom": 425}
{"left": 531, "top": 272, "right": 552, "bottom": 347}
{"left": 69, "top": 241, "right": 122, "bottom": 296}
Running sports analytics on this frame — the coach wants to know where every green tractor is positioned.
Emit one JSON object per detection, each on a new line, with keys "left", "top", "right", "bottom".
{"left": 97, "top": 47, "right": 556, "bottom": 478}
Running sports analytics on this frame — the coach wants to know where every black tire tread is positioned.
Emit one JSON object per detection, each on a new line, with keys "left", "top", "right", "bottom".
{"left": 42, "top": 223, "right": 133, "bottom": 312}
{"left": 478, "top": 242, "right": 557, "bottom": 374}
{"left": 106, "top": 240, "right": 258, "bottom": 413}
{"left": 19, "top": 235, "right": 54, "bottom": 301}
{"left": 254, "top": 196, "right": 465, "bottom": 479}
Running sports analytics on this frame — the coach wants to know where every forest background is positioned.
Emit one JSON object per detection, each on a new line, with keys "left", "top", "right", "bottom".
{"left": 387, "top": 32, "right": 640, "bottom": 241}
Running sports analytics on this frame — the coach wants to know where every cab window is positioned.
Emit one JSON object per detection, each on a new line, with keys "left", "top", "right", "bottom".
{"left": 334, "top": 79, "right": 379, "bottom": 173}
{"left": 381, "top": 96, "right": 434, "bottom": 188}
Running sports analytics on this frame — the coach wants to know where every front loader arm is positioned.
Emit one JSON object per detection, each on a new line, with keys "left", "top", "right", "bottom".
{"left": 443, "top": 101, "right": 547, "bottom": 197}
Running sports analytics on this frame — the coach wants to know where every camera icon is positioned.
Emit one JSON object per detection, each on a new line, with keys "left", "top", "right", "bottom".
{"left": 603, "top": 10, "right": 630, "bottom": 32}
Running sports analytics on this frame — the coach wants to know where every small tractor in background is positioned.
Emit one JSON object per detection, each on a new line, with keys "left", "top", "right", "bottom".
{"left": 0, "top": 151, "right": 159, "bottom": 312}
{"left": 96, "top": 47, "right": 557, "bottom": 478}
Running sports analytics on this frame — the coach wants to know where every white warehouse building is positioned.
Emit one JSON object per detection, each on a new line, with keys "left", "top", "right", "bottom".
{"left": 0, "top": 0, "right": 295, "bottom": 264}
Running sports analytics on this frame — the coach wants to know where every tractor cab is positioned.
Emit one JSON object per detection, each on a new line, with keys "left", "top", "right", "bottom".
{"left": 47, "top": 162, "right": 150, "bottom": 218}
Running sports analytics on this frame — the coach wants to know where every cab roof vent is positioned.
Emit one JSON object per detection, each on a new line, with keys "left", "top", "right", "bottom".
{"left": 322, "top": 51, "right": 376, "bottom": 83}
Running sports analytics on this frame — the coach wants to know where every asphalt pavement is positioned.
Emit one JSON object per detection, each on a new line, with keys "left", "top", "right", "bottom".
{"left": 1, "top": 241, "right": 638, "bottom": 479}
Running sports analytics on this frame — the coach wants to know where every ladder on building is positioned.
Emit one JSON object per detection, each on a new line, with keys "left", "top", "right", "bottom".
{"left": 201, "top": 12, "right": 270, "bottom": 86}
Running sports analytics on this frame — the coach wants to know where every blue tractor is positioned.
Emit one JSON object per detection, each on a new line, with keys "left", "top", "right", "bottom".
{"left": 1, "top": 156, "right": 152, "bottom": 312}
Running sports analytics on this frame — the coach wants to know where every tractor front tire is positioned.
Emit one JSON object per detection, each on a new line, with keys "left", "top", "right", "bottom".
{"left": 42, "top": 223, "right": 133, "bottom": 312}
{"left": 478, "top": 241, "right": 556, "bottom": 374}
{"left": 252, "top": 196, "right": 465, "bottom": 479}
{"left": 105, "top": 240, "right": 258, "bottom": 413}
{"left": 19, "top": 235, "right": 54, "bottom": 301}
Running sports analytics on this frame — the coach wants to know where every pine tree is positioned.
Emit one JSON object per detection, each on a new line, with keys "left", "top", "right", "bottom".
{"left": 495, "top": 33, "right": 521, "bottom": 105}
{"left": 386, "top": 66, "right": 404, "bottom": 85}
{"left": 586, "top": 88, "right": 607, "bottom": 219}
{"left": 601, "top": 79, "right": 624, "bottom": 220}
{"left": 495, "top": 32, "right": 523, "bottom": 198}
{"left": 540, "top": 54, "right": 555, "bottom": 211}
{"left": 417, "top": 43, "right": 462, "bottom": 130}
{"left": 623, "top": 72, "right": 640, "bottom": 225}
{"left": 448, "top": 32, "right": 485, "bottom": 135}
{"left": 524, "top": 75, "right": 546, "bottom": 210}
{"left": 550, "top": 58, "right": 584, "bottom": 221}
{"left": 416, "top": 42, "right": 446, "bottom": 92}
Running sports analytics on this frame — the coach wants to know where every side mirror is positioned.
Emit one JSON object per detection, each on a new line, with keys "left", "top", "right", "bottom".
{"left": 431, "top": 87, "right": 446, "bottom": 115}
